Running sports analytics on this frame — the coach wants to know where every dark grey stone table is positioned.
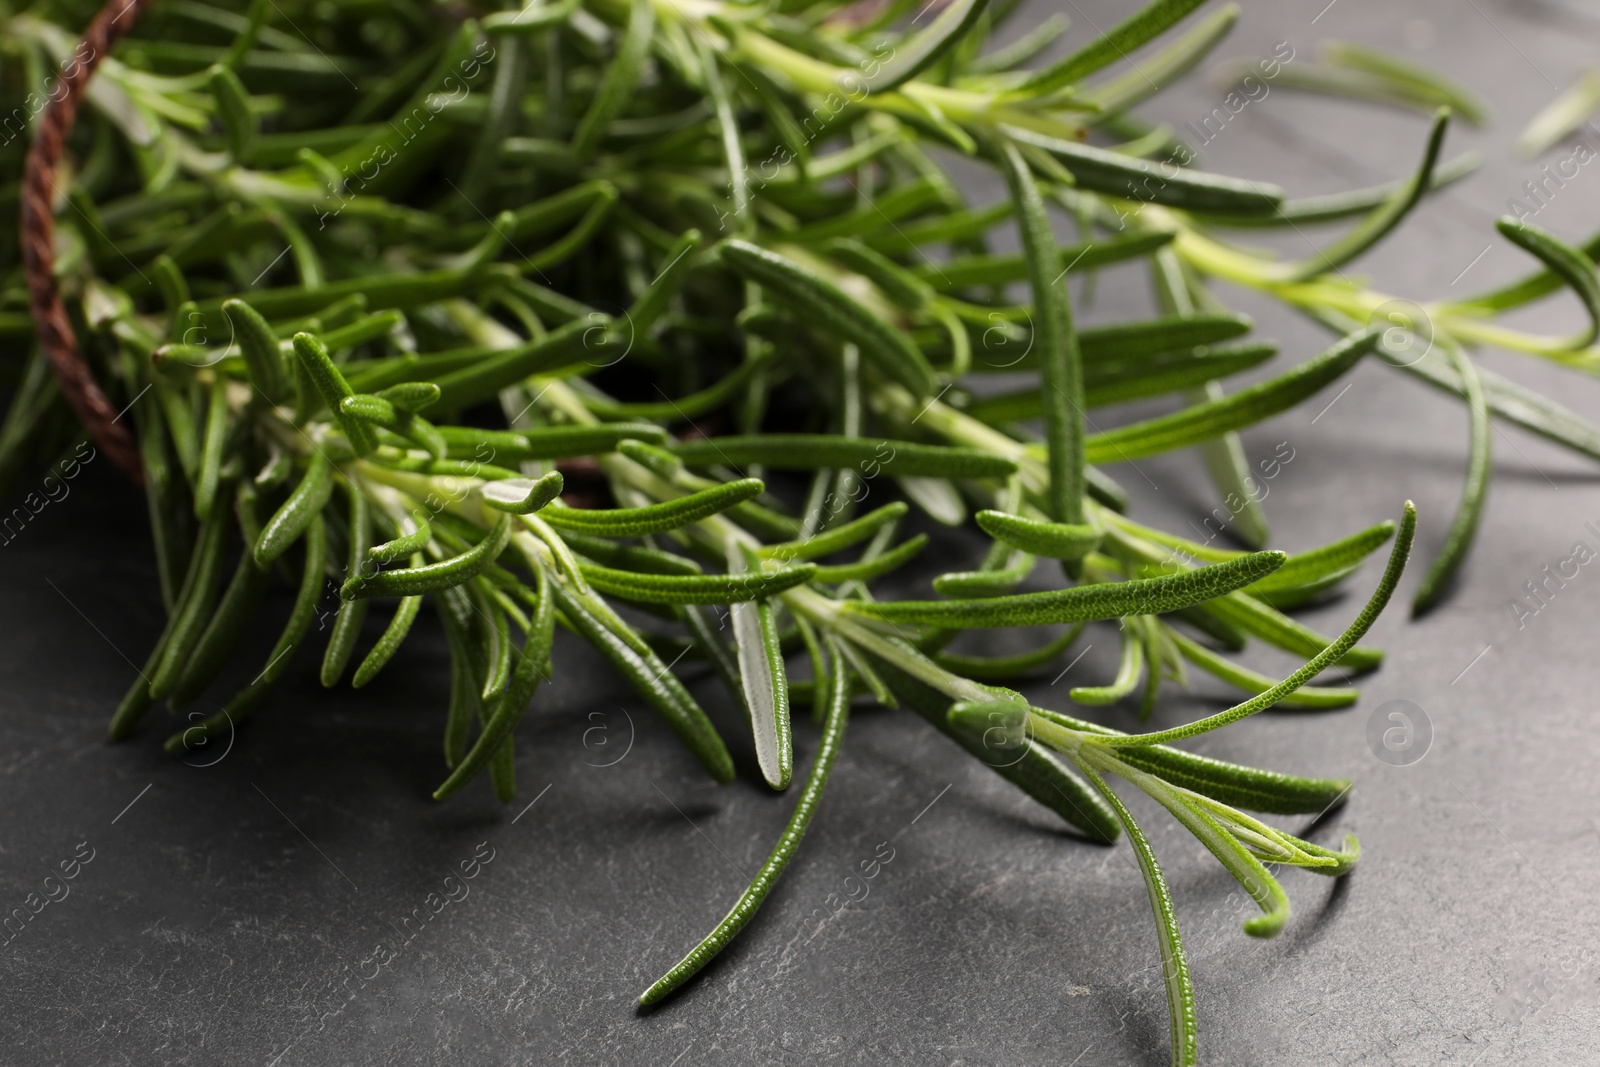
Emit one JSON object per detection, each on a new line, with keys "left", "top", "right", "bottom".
{"left": 4, "top": 1, "right": 1599, "bottom": 1063}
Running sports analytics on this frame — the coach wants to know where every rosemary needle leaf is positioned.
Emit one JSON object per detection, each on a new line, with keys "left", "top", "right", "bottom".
{"left": 292, "top": 332, "right": 378, "bottom": 455}
{"left": 342, "top": 513, "right": 513, "bottom": 600}
{"left": 552, "top": 583, "right": 734, "bottom": 783}
{"left": 368, "top": 511, "right": 433, "bottom": 563}
{"left": 1166, "top": 629, "right": 1358, "bottom": 710}
{"left": 578, "top": 560, "right": 817, "bottom": 605}
{"left": 670, "top": 435, "right": 1016, "bottom": 479}
{"left": 848, "top": 551, "right": 1284, "bottom": 629}
{"left": 728, "top": 545, "right": 792, "bottom": 789}
{"left": 481, "top": 471, "right": 566, "bottom": 515}
{"left": 165, "top": 517, "right": 327, "bottom": 753}
{"left": 1083, "top": 328, "right": 1380, "bottom": 463}
{"left": 640, "top": 634, "right": 850, "bottom": 1006}
{"left": 759, "top": 501, "right": 909, "bottom": 561}
{"left": 351, "top": 588, "right": 423, "bottom": 689}
{"left": 1280, "top": 108, "right": 1450, "bottom": 282}
{"left": 167, "top": 549, "right": 269, "bottom": 710}
{"left": 931, "top": 624, "right": 1082, "bottom": 681}
{"left": 715, "top": 240, "right": 938, "bottom": 397}
{"left": 1072, "top": 761, "right": 1197, "bottom": 1067}
{"left": 320, "top": 483, "right": 371, "bottom": 686}
{"left": 541, "top": 478, "right": 763, "bottom": 536}
{"left": 436, "top": 422, "right": 667, "bottom": 461}
{"left": 434, "top": 565, "right": 555, "bottom": 800}
{"left": 148, "top": 512, "right": 232, "bottom": 701}
{"left": 1104, "top": 502, "right": 1415, "bottom": 747}
{"left": 998, "top": 138, "right": 1085, "bottom": 526}
{"left": 1001, "top": 124, "right": 1284, "bottom": 216}
{"left": 255, "top": 452, "right": 334, "bottom": 566}
{"left": 863, "top": 0, "right": 990, "bottom": 93}
{"left": 1410, "top": 339, "right": 1490, "bottom": 616}
{"left": 1021, "top": 0, "right": 1208, "bottom": 95}
{"left": 572, "top": 0, "right": 654, "bottom": 163}
{"left": 1493, "top": 216, "right": 1600, "bottom": 348}
{"left": 810, "top": 534, "right": 928, "bottom": 583}
{"left": 975, "top": 510, "right": 1101, "bottom": 562}
{"left": 1071, "top": 621, "right": 1145, "bottom": 706}
{"left": 871, "top": 654, "right": 1119, "bottom": 841}
{"left": 221, "top": 298, "right": 286, "bottom": 399}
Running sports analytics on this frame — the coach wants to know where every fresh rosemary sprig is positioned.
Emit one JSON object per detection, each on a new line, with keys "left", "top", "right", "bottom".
{"left": 5, "top": 1, "right": 1599, "bottom": 1062}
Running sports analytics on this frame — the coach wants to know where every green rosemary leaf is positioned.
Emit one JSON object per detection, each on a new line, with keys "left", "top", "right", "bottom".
{"left": 1071, "top": 760, "right": 1197, "bottom": 1067}
{"left": 824, "top": 238, "right": 934, "bottom": 310}
{"left": 481, "top": 471, "right": 566, "bottom": 515}
{"left": 1247, "top": 520, "right": 1394, "bottom": 606}
{"left": 320, "top": 483, "right": 371, "bottom": 686}
{"left": 222, "top": 300, "right": 286, "bottom": 400}
{"left": 564, "top": 532, "right": 703, "bottom": 575}
{"left": 1411, "top": 338, "right": 1490, "bottom": 615}
{"left": 583, "top": 351, "right": 776, "bottom": 421}
{"left": 1103, "top": 502, "right": 1414, "bottom": 747}
{"left": 435, "top": 564, "right": 555, "bottom": 800}
{"left": 715, "top": 240, "right": 938, "bottom": 397}
{"left": 343, "top": 513, "right": 513, "bottom": 599}
{"left": 869, "top": 654, "right": 1119, "bottom": 841}
{"left": 999, "top": 139, "right": 1084, "bottom": 526}
{"left": 1080, "top": 3, "right": 1239, "bottom": 116}
{"left": 931, "top": 623, "right": 1081, "bottom": 681}
{"left": 1092, "top": 732, "right": 1352, "bottom": 815}
{"left": 1019, "top": 0, "right": 1207, "bottom": 95}
{"left": 670, "top": 435, "right": 1016, "bottom": 479}
{"left": 292, "top": 332, "right": 378, "bottom": 455}
{"left": 255, "top": 451, "right": 333, "bottom": 566}
{"left": 728, "top": 544, "right": 792, "bottom": 788}
{"left": 436, "top": 422, "right": 667, "bottom": 461}
{"left": 849, "top": 551, "right": 1283, "bottom": 629}
{"left": 982, "top": 314, "right": 1252, "bottom": 372}
{"left": 1204, "top": 591, "right": 1383, "bottom": 672}
{"left": 639, "top": 632, "right": 850, "bottom": 1006}
{"left": 1082, "top": 328, "right": 1378, "bottom": 463}
{"left": 1001, "top": 124, "right": 1284, "bottom": 216}
{"left": 351, "top": 584, "right": 424, "bottom": 688}
{"left": 163, "top": 516, "right": 327, "bottom": 751}
{"left": 208, "top": 64, "right": 257, "bottom": 162}
{"left": 1321, "top": 41, "right": 1489, "bottom": 124}
{"left": 430, "top": 318, "right": 595, "bottom": 411}
{"left": 915, "top": 227, "right": 1177, "bottom": 289}
{"left": 542, "top": 478, "right": 763, "bottom": 536}
{"left": 368, "top": 511, "right": 433, "bottom": 563}
{"left": 759, "top": 501, "right": 908, "bottom": 561}
{"left": 1280, "top": 109, "right": 1449, "bottom": 282}
{"left": 1070, "top": 619, "right": 1145, "bottom": 705}
{"left": 968, "top": 13, "right": 1069, "bottom": 74}
{"left": 810, "top": 534, "right": 928, "bottom": 582}
{"left": 438, "top": 586, "right": 485, "bottom": 770}
{"left": 863, "top": 0, "right": 989, "bottom": 93}
{"left": 974, "top": 342, "right": 1278, "bottom": 412}
{"left": 629, "top": 229, "right": 704, "bottom": 336}
{"left": 193, "top": 376, "right": 229, "bottom": 522}
{"left": 552, "top": 581, "right": 735, "bottom": 783}
{"left": 930, "top": 548, "right": 1035, "bottom": 598}
{"left": 573, "top": 0, "right": 655, "bottom": 162}
{"left": 1493, "top": 216, "right": 1600, "bottom": 348}
{"left": 578, "top": 559, "right": 817, "bottom": 605}
{"left": 1164, "top": 628, "right": 1357, "bottom": 710}
{"left": 1138, "top": 770, "right": 1292, "bottom": 937}
{"left": 1204, "top": 152, "right": 1479, "bottom": 229}
{"left": 167, "top": 545, "right": 269, "bottom": 710}
{"left": 975, "top": 510, "right": 1101, "bottom": 561}
{"left": 1517, "top": 69, "right": 1600, "bottom": 157}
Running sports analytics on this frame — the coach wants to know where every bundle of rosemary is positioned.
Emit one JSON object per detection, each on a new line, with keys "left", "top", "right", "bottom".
{"left": 5, "top": 0, "right": 1600, "bottom": 1062}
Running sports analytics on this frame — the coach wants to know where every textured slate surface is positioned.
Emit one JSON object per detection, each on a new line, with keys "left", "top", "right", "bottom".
{"left": 4, "top": 2, "right": 1600, "bottom": 1064}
